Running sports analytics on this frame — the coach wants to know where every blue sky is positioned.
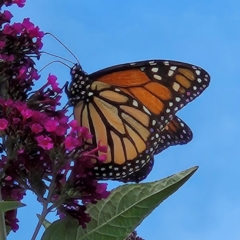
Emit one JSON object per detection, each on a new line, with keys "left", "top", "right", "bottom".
{"left": 7, "top": 1, "right": 240, "bottom": 239}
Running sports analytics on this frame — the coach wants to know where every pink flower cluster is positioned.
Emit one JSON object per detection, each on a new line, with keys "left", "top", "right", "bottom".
{"left": 0, "top": 9, "right": 42, "bottom": 102}
{"left": 0, "top": 0, "right": 109, "bottom": 232}
{"left": 3, "top": 0, "right": 26, "bottom": 8}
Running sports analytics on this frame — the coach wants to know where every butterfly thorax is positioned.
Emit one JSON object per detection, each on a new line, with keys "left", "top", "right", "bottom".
{"left": 67, "top": 64, "right": 93, "bottom": 106}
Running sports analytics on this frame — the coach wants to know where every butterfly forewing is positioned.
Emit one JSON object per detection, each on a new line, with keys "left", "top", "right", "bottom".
{"left": 91, "top": 60, "right": 210, "bottom": 130}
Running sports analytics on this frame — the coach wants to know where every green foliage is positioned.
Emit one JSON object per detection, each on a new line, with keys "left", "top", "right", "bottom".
{"left": 41, "top": 166, "right": 198, "bottom": 240}
{"left": 0, "top": 201, "right": 25, "bottom": 212}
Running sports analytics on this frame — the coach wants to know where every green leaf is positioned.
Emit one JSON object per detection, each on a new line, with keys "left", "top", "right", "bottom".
{"left": 41, "top": 166, "right": 198, "bottom": 240}
{"left": 41, "top": 217, "right": 79, "bottom": 240}
{"left": 0, "top": 201, "right": 25, "bottom": 212}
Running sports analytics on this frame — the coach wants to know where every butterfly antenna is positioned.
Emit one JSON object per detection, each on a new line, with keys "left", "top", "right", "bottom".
{"left": 40, "top": 51, "right": 75, "bottom": 64}
{"left": 38, "top": 60, "right": 71, "bottom": 73}
{"left": 45, "top": 32, "right": 80, "bottom": 64}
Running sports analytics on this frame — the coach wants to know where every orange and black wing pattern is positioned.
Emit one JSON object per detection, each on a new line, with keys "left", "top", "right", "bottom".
{"left": 73, "top": 84, "right": 160, "bottom": 180}
{"left": 155, "top": 115, "right": 193, "bottom": 155}
{"left": 121, "top": 116, "right": 192, "bottom": 182}
{"left": 67, "top": 60, "right": 210, "bottom": 182}
{"left": 90, "top": 60, "right": 210, "bottom": 130}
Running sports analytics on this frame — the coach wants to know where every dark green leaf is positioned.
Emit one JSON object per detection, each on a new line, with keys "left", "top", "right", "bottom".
{"left": 42, "top": 166, "right": 198, "bottom": 240}
{"left": 41, "top": 217, "right": 79, "bottom": 240}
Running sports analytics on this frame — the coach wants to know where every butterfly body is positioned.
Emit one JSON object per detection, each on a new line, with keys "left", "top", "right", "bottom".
{"left": 67, "top": 60, "right": 210, "bottom": 182}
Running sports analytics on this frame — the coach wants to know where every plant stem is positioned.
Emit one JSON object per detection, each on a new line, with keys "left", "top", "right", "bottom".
{"left": 0, "top": 187, "right": 7, "bottom": 240}
{"left": 31, "top": 202, "right": 49, "bottom": 240}
{"left": 31, "top": 169, "right": 58, "bottom": 240}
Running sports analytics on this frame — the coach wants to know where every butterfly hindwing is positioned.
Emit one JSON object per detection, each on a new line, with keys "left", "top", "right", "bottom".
{"left": 120, "top": 116, "right": 192, "bottom": 182}
{"left": 155, "top": 115, "right": 193, "bottom": 155}
{"left": 121, "top": 157, "right": 154, "bottom": 183}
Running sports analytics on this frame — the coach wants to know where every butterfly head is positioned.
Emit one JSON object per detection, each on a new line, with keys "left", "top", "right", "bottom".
{"left": 66, "top": 64, "right": 92, "bottom": 106}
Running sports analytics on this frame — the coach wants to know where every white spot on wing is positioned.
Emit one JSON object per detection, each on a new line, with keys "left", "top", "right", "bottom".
{"left": 149, "top": 61, "right": 157, "bottom": 65}
{"left": 151, "top": 67, "right": 158, "bottom": 72}
{"left": 154, "top": 74, "right": 162, "bottom": 80}
{"left": 170, "top": 66, "right": 177, "bottom": 70}
{"left": 168, "top": 70, "right": 174, "bottom": 76}
{"left": 196, "top": 70, "right": 201, "bottom": 75}
{"left": 172, "top": 82, "right": 180, "bottom": 92}
{"left": 143, "top": 106, "right": 151, "bottom": 115}
{"left": 133, "top": 100, "right": 138, "bottom": 107}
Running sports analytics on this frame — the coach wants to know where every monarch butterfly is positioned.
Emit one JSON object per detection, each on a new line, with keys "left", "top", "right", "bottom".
{"left": 66, "top": 60, "right": 210, "bottom": 182}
